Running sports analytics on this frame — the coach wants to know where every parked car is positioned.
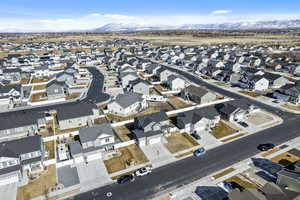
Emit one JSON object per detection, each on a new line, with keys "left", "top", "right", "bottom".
{"left": 193, "top": 148, "right": 206, "bottom": 157}
{"left": 191, "top": 133, "right": 201, "bottom": 140}
{"left": 257, "top": 143, "right": 275, "bottom": 151}
{"left": 117, "top": 174, "right": 135, "bottom": 184}
{"left": 238, "top": 121, "right": 248, "bottom": 127}
{"left": 135, "top": 167, "right": 152, "bottom": 177}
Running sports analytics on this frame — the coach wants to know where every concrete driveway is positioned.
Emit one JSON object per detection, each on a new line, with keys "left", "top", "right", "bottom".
{"left": 76, "top": 159, "right": 113, "bottom": 191}
{"left": 0, "top": 183, "right": 17, "bottom": 200}
{"left": 141, "top": 143, "right": 176, "bottom": 168}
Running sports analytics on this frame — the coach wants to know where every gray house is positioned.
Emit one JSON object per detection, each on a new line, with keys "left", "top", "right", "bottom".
{"left": 46, "top": 80, "right": 66, "bottom": 100}
{"left": 215, "top": 99, "right": 256, "bottom": 122}
{"left": 119, "top": 72, "right": 139, "bottom": 88}
{"left": 56, "top": 103, "right": 100, "bottom": 130}
{"left": 182, "top": 85, "right": 217, "bottom": 104}
{"left": 133, "top": 111, "right": 170, "bottom": 146}
{"left": 273, "top": 84, "right": 300, "bottom": 104}
{"left": 0, "top": 111, "right": 46, "bottom": 141}
{"left": 79, "top": 123, "right": 116, "bottom": 151}
{"left": 177, "top": 107, "right": 220, "bottom": 134}
{"left": 107, "top": 92, "right": 147, "bottom": 116}
{"left": 128, "top": 78, "right": 150, "bottom": 95}
{"left": 0, "top": 136, "right": 44, "bottom": 186}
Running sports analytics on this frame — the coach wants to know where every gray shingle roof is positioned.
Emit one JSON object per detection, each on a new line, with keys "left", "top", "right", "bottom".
{"left": 56, "top": 102, "right": 96, "bottom": 121}
{"left": 113, "top": 92, "right": 143, "bottom": 109}
{"left": 134, "top": 111, "right": 169, "bottom": 128}
{"left": 79, "top": 123, "right": 115, "bottom": 143}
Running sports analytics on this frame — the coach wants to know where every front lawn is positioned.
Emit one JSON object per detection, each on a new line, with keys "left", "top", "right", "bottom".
{"left": 17, "top": 165, "right": 57, "bottom": 200}
{"left": 104, "top": 145, "right": 149, "bottom": 174}
{"left": 211, "top": 120, "right": 238, "bottom": 139}
{"left": 165, "top": 132, "right": 199, "bottom": 153}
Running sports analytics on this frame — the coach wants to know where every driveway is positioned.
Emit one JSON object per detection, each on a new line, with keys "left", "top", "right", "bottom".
{"left": 141, "top": 143, "right": 176, "bottom": 168}
{"left": 76, "top": 159, "right": 113, "bottom": 191}
{"left": 0, "top": 183, "right": 17, "bottom": 200}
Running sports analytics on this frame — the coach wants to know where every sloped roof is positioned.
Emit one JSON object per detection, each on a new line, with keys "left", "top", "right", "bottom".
{"left": 113, "top": 92, "right": 143, "bottom": 109}
{"left": 134, "top": 111, "right": 169, "bottom": 128}
{"left": 79, "top": 123, "right": 115, "bottom": 143}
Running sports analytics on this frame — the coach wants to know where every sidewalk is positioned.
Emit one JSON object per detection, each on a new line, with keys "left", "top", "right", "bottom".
{"left": 154, "top": 135, "right": 300, "bottom": 200}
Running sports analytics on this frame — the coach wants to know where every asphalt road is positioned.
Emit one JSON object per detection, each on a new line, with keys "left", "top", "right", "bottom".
{"left": 70, "top": 64, "right": 300, "bottom": 200}
{"left": 0, "top": 67, "right": 110, "bottom": 119}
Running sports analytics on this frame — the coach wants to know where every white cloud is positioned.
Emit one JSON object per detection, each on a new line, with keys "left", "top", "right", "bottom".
{"left": 211, "top": 10, "right": 232, "bottom": 15}
{"left": 88, "top": 13, "right": 134, "bottom": 20}
{"left": 0, "top": 13, "right": 300, "bottom": 32}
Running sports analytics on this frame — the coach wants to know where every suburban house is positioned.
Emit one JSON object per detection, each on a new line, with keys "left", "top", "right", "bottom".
{"left": 166, "top": 75, "right": 186, "bottom": 91}
{"left": 277, "top": 166, "right": 300, "bottom": 193}
{"left": 128, "top": 78, "right": 150, "bottom": 95}
{"left": 56, "top": 72, "right": 75, "bottom": 86}
{"left": 107, "top": 92, "right": 147, "bottom": 116}
{"left": 273, "top": 84, "right": 300, "bottom": 104}
{"left": 119, "top": 72, "right": 139, "bottom": 88}
{"left": 156, "top": 68, "right": 174, "bottom": 82}
{"left": 251, "top": 76, "right": 269, "bottom": 91}
{"left": 0, "top": 111, "right": 46, "bottom": 141}
{"left": 56, "top": 103, "right": 100, "bottom": 130}
{"left": 0, "top": 135, "right": 44, "bottom": 186}
{"left": 263, "top": 72, "right": 290, "bottom": 88}
{"left": 2, "top": 68, "right": 22, "bottom": 83}
{"left": 215, "top": 99, "right": 257, "bottom": 122}
{"left": 69, "top": 123, "right": 117, "bottom": 163}
{"left": 177, "top": 106, "right": 220, "bottom": 134}
{"left": 0, "top": 85, "right": 23, "bottom": 110}
{"left": 46, "top": 80, "right": 66, "bottom": 100}
{"left": 181, "top": 85, "right": 217, "bottom": 104}
{"left": 133, "top": 111, "right": 170, "bottom": 146}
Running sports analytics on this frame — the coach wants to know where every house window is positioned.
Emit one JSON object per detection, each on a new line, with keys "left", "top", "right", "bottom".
{"left": 105, "top": 138, "right": 110, "bottom": 143}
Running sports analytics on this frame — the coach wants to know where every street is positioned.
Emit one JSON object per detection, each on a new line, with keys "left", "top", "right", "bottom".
{"left": 71, "top": 63, "right": 300, "bottom": 200}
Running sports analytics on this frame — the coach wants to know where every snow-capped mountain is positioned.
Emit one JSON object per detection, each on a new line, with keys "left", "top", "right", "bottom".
{"left": 94, "top": 19, "right": 300, "bottom": 32}
{"left": 94, "top": 23, "right": 178, "bottom": 32}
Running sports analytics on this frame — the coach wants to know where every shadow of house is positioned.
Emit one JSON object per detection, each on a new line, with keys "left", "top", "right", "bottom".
{"left": 195, "top": 186, "right": 228, "bottom": 200}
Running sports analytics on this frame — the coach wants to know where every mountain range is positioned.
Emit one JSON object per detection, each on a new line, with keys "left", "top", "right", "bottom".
{"left": 93, "top": 19, "right": 300, "bottom": 32}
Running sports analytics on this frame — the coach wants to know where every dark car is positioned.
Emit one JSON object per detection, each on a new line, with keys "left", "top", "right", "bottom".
{"left": 257, "top": 143, "right": 275, "bottom": 151}
{"left": 191, "top": 133, "right": 201, "bottom": 140}
{"left": 117, "top": 174, "right": 135, "bottom": 184}
{"left": 238, "top": 121, "right": 248, "bottom": 127}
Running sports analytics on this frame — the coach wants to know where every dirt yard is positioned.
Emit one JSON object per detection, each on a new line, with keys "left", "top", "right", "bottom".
{"left": 239, "top": 90, "right": 261, "bottom": 97}
{"left": 168, "top": 96, "right": 191, "bottom": 109}
{"left": 17, "top": 165, "right": 57, "bottom": 200}
{"left": 283, "top": 104, "right": 300, "bottom": 111}
{"left": 30, "top": 92, "right": 47, "bottom": 102}
{"left": 245, "top": 111, "right": 274, "bottom": 126}
{"left": 104, "top": 144, "right": 149, "bottom": 174}
{"left": 32, "top": 85, "right": 46, "bottom": 90}
{"left": 113, "top": 124, "right": 134, "bottom": 141}
{"left": 211, "top": 120, "right": 238, "bottom": 139}
{"left": 270, "top": 152, "right": 300, "bottom": 166}
{"left": 165, "top": 132, "right": 199, "bottom": 153}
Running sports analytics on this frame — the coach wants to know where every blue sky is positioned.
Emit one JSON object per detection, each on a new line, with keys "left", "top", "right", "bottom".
{"left": 0, "top": 0, "right": 299, "bottom": 32}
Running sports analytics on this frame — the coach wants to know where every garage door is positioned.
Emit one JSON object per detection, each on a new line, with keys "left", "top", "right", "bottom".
{"left": 148, "top": 137, "right": 161, "bottom": 145}
{"left": 0, "top": 174, "right": 19, "bottom": 186}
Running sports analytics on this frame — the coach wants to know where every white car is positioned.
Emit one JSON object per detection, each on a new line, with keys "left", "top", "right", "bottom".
{"left": 135, "top": 167, "right": 152, "bottom": 177}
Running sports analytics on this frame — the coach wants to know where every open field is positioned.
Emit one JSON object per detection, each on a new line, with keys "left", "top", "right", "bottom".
{"left": 104, "top": 144, "right": 149, "bottom": 174}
